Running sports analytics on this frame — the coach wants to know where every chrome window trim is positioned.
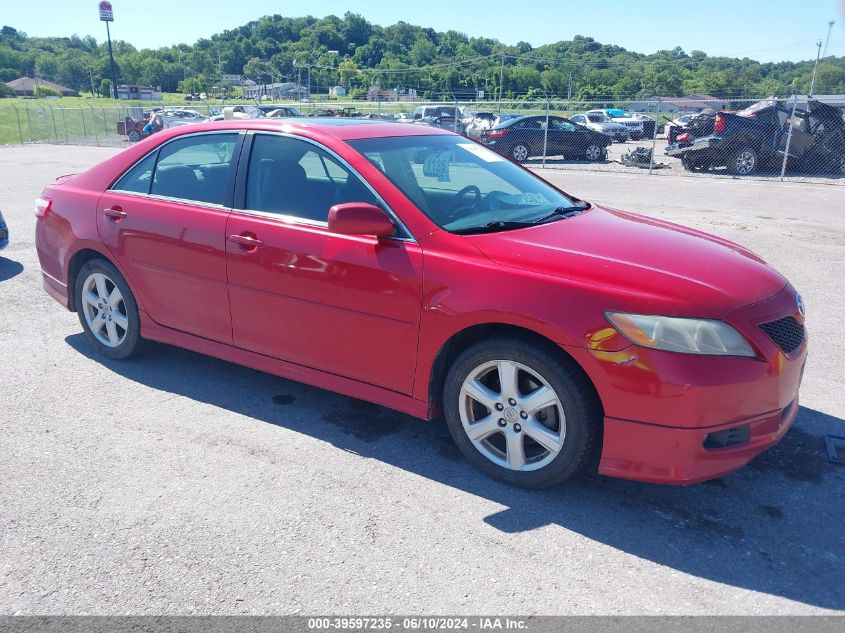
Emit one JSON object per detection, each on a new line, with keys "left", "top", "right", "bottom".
{"left": 238, "top": 131, "right": 416, "bottom": 243}
{"left": 104, "top": 189, "right": 231, "bottom": 211}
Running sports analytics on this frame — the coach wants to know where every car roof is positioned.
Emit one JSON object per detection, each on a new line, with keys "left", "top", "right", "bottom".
{"left": 168, "top": 117, "right": 455, "bottom": 141}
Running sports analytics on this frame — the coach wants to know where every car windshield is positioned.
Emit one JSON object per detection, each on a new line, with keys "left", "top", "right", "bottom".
{"left": 587, "top": 114, "right": 606, "bottom": 123}
{"left": 347, "top": 135, "right": 585, "bottom": 234}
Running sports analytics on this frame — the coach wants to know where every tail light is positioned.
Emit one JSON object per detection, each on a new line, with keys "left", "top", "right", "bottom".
{"left": 713, "top": 114, "right": 726, "bottom": 133}
{"left": 677, "top": 132, "right": 690, "bottom": 142}
{"left": 35, "top": 197, "right": 52, "bottom": 219}
{"left": 486, "top": 129, "right": 509, "bottom": 138}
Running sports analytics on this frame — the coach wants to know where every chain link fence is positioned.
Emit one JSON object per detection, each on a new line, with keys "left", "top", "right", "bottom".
{"left": 2, "top": 96, "right": 843, "bottom": 184}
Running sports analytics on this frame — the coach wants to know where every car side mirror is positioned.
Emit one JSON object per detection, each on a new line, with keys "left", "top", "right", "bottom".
{"left": 328, "top": 203, "right": 394, "bottom": 237}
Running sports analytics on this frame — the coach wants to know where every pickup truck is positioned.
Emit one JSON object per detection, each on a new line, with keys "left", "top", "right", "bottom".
{"left": 665, "top": 99, "right": 845, "bottom": 175}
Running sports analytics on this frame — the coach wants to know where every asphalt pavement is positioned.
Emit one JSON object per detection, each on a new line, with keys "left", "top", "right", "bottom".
{"left": 0, "top": 144, "right": 843, "bottom": 615}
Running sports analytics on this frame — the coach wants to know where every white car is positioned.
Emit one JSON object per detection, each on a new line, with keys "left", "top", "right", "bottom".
{"left": 570, "top": 113, "right": 629, "bottom": 142}
{"left": 588, "top": 109, "right": 645, "bottom": 140}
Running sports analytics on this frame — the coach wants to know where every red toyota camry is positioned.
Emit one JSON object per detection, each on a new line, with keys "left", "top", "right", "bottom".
{"left": 35, "top": 119, "right": 807, "bottom": 488}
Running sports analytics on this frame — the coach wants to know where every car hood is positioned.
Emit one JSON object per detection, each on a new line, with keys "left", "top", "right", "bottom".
{"left": 466, "top": 206, "right": 787, "bottom": 317}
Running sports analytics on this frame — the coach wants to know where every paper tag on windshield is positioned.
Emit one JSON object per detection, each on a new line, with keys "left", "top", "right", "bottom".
{"left": 423, "top": 151, "right": 452, "bottom": 182}
{"left": 457, "top": 143, "right": 505, "bottom": 162}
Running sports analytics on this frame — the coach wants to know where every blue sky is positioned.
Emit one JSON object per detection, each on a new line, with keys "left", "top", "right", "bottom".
{"left": 4, "top": 0, "right": 844, "bottom": 63}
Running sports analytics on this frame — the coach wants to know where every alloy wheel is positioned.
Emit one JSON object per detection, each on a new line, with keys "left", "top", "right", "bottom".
{"left": 511, "top": 144, "right": 529, "bottom": 162}
{"left": 80, "top": 272, "right": 129, "bottom": 347}
{"left": 459, "top": 359, "right": 566, "bottom": 471}
{"left": 586, "top": 145, "right": 602, "bottom": 161}
{"left": 735, "top": 150, "right": 756, "bottom": 175}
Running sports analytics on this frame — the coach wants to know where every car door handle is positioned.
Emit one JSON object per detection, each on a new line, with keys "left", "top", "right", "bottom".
{"left": 104, "top": 207, "right": 127, "bottom": 220}
{"left": 228, "top": 234, "right": 264, "bottom": 249}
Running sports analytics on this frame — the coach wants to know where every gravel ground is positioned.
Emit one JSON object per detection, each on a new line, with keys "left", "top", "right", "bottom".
{"left": 0, "top": 144, "right": 843, "bottom": 616}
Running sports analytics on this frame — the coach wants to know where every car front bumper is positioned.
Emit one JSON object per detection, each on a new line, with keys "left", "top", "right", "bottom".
{"left": 599, "top": 398, "right": 798, "bottom": 484}
{"left": 565, "top": 285, "right": 807, "bottom": 484}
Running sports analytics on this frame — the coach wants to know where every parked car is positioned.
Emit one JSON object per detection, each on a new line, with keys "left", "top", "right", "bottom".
{"left": 481, "top": 115, "right": 611, "bottom": 162}
{"left": 35, "top": 119, "right": 806, "bottom": 488}
{"left": 665, "top": 111, "right": 714, "bottom": 144}
{"left": 591, "top": 109, "right": 646, "bottom": 140}
{"left": 464, "top": 112, "right": 498, "bottom": 138}
{"left": 570, "top": 113, "right": 629, "bottom": 142}
{"left": 0, "top": 209, "right": 7, "bottom": 250}
{"left": 666, "top": 99, "right": 845, "bottom": 175}
{"left": 161, "top": 109, "right": 209, "bottom": 129}
{"left": 414, "top": 114, "right": 466, "bottom": 134}
{"left": 256, "top": 104, "right": 303, "bottom": 117}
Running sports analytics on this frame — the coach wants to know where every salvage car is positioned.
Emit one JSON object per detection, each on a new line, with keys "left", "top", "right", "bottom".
{"left": 570, "top": 113, "right": 629, "bottom": 142}
{"left": 480, "top": 115, "right": 611, "bottom": 162}
{"left": 666, "top": 99, "right": 845, "bottom": 175}
{"left": 35, "top": 119, "right": 807, "bottom": 488}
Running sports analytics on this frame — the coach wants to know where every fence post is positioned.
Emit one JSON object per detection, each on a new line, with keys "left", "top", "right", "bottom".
{"left": 80, "top": 107, "right": 87, "bottom": 141}
{"left": 13, "top": 105, "right": 23, "bottom": 143}
{"left": 24, "top": 102, "right": 32, "bottom": 142}
{"left": 89, "top": 105, "right": 99, "bottom": 146}
{"left": 49, "top": 105, "right": 58, "bottom": 142}
{"left": 102, "top": 107, "right": 108, "bottom": 133}
{"left": 780, "top": 94, "right": 798, "bottom": 182}
{"left": 542, "top": 98, "right": 550, "bottom": 168}
{"left": 648, "top": 97, "right": 661, "bottom": 174}
{"left": 59, "top": 106, "right": 69, "bottom": 144}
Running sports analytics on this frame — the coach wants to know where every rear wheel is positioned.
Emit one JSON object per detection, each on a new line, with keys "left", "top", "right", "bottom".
{"left": 727, "top": 146, "right": 758, "bottom": 175}
{"left": 443, "top": 337, "right": 601, "bottom": 488}
{"left": 75, "top": 259, "right": 144, "bottom": 360}
{"left": 585, "top": 144, "right": 604, "bottom": 161}
{"left": 510, "top": 143, "right": 530, "bottom": 163}
{"left": 127, "top": 129, "right": 142, "bottom": 143}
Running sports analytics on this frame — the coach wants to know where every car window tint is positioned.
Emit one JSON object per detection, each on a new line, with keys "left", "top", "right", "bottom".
{"left": 551, "top": 119, "right": 575, "bottom": 132}
{"left": 246, "top": 134, "right": 378, "bottom": 223}
{"left": 112, "top": 151, "right": 156, "bottom": 194}
{"left": 151, "top": 133, "right": 237, "bottom": 205}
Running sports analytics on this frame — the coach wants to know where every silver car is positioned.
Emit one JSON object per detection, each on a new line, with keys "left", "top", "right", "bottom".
{"left": 570, "top": 113, "right": 629, "bottom": 142}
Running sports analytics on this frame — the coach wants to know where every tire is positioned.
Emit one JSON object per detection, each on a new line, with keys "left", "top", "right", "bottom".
{"left": 585, "top": 144, "right": 604, "bottom": 162}
{"left": 443, "top": 337, "right": 601, "bottom": 489}
{"left": 74, "top": 258, "right": 144, "bottom": 360}
{"left": 727, "top": 146, "right": 758, "bottom": 175}
{"left": 510, "top": 143, "right": 530, "bottom": 163}
{"left": 127, "top": 129, "right": 142, "bottom": 143}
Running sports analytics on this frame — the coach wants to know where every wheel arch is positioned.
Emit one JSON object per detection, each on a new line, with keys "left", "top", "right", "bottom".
{"left": 427, "top": 322, "right": 604, "bottom": 421}
{"left": 66, "top": 246, "right": 139, "bottom": 312}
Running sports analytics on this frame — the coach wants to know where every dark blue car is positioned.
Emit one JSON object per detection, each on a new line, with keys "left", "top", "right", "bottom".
{"left": 479, "top": 115, "right": 611, "bottom": 163}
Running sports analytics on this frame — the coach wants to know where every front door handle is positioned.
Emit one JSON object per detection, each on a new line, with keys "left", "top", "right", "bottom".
{"left": 104, "top": 206, "right": 127, "bottom": 220}
{"left": 228, "top": 234, "right": 264, "bottom": 249}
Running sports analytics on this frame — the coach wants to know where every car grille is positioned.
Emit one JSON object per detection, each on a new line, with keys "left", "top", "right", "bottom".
{"left": 759, "top": 316, "right": 805, "bottom": 354}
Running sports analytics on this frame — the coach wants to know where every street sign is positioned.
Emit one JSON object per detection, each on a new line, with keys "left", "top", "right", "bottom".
{"left": 99, "top": 1, "right": 114, "bottom": 21}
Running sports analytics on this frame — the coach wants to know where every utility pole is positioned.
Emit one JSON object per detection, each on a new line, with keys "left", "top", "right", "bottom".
{"left": 567, "top": 70, "right": 573, "bottom": 100}
{"left": 809, "top": 39, "right": 822, "bottom": 96}
{"left": 498, "top": 54, "right": 504, "bottom": 103}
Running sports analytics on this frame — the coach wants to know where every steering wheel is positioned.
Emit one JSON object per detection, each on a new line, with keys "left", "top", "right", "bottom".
{"left": 444, "top": 185, "right": 482, "bottom": 222}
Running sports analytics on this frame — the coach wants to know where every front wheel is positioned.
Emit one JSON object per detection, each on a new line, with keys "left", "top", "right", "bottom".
{"left": 75, "top": 258, "right": 144, "bottom": 360}
{"left": 443, "top": 338, "right": 601, "bottom": 488}
{"left": 585, "top": 144, "right": 604, "bottom": 161}
{"left": 127, "top": 129, "right": 142, "bottom": 142}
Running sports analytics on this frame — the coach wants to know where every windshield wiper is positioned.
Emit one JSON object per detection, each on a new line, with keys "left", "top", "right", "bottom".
{"left": 451, "top": 220, "right": 539, "bottom": 235}
{"left": 532, "top": 202, "right": 591, "bottom": 224}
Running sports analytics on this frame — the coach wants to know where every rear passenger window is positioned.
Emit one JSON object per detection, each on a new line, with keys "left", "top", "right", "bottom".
{"left": 112, "top": 152, "right": 156, "bottom": 194}
{"left": 151, "top": 133, "right": 238, "bottom": 205}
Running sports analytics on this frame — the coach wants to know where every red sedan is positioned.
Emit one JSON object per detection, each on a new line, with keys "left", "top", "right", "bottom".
{"left": 35, "top": 119, "right": 807, "bottom": 487}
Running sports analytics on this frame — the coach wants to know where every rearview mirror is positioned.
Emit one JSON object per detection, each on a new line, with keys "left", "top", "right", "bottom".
{"left": 328, "top": 203, "right": 394, "bottom": 237}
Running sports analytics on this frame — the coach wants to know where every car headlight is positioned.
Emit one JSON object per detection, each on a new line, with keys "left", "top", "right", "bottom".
{"left": 605, "top": 312, "right": 756, "bottom": 357}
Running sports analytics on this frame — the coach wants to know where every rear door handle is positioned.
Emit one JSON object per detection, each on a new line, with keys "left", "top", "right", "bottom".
{"left": 228, "top": 234, "right": 264, "bottom": 249}
{"left": 104, "top": 207, "right": 127, "bottom": 220}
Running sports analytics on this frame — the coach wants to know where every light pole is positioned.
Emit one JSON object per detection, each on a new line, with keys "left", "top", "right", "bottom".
{"left": 822, "top": 20, "right": 835, "bottom": 58}
{"left": 809, "top": 40, "right": 822, "bottom": 96}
